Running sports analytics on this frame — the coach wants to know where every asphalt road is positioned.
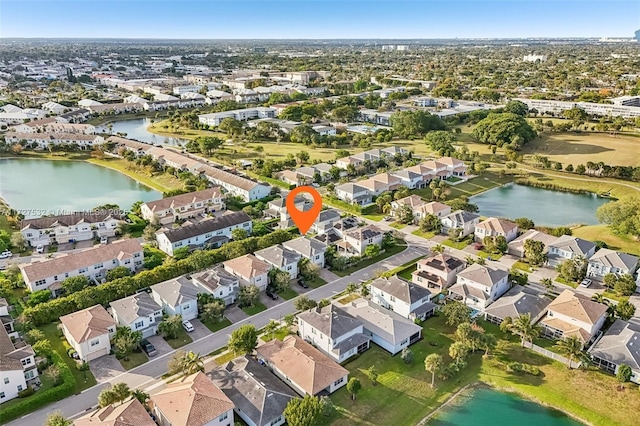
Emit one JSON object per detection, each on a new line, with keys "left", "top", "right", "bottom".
{"left": 8, "top": 243, "right": 429, "bottom": 426}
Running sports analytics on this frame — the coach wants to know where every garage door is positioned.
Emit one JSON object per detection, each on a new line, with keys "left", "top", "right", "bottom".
{"left": 142, "top": 327, "right": 156, "bottom": 338}
{"left": 86, "top": 347, "right": 108, "bottom": 361}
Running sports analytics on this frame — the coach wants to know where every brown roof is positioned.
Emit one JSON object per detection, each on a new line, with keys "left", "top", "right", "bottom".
{"left": 546, "top": 290, "right": 608, "bottom": 325}
{"left": 151, "top": 372, "right": 234, "bottom": 426}
{"left": 60, "top": 305, "right": 116, "bottom": 344}
{"left": 223, "top": 254, "right": 270, "bottom": 280}
{"left": 417, "top": 202, "right": 450, "bottom": 215}
{"left": 21, "top": 239, "right": 142, "bottom": 283}
{"left": 256, "top": 335, "right": 349, "bottom": 395}
{"left": 143, "top": 187, "right": 222, "bottom": 212}
{"left": 394, "top": 195, "right": 427, "bottom": 208}
{"left": 476, "top": 217, "right": 518, "bottom": 234}
{"left": 0, "top": 326, "right": 34, "bottom": 372}
{"left": 74, "top": 398, "right": 155, "bottom": 426}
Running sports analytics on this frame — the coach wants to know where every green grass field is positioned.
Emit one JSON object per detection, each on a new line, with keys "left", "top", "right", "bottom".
{"left": 277, "top": 287, "right": 299, "bottom": 300}
{"left": 442, "top": 237, "right": 473, "bottom": 250}
{"left": 118, "top": 351, "right": 148, "bottom": 370}
{"left": 572, "top": 224, "right": 640, "bottom": 256}
{"left": 332, "top": 242, "right": 408, "bottom": 277}
{"left": 202, "top": 317, "right": 233, "bottom": 333}
{"left": 87, "top": 158, "right": 184, "bottom": 193}
{"left": 411, "top": 229, "right": 436, "bottom": 239}
{"left": 241, "top": 302, "right": 267, "bottom": 316}
{"left": 164, "top": 329, "right": 193, "bottom": 349}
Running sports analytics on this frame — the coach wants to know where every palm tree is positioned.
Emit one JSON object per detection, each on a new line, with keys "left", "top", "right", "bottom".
{"left": 180, "top": 351, "right": 205, "bottom": 374}
{"left": 554, "top": 336, "right": 585, "bottom": 369}
{"left": 591, "top": 293, "right": 608, "bottom": 304}
{"left": 433, "top": 244, "right": 445, "bottom": 254}
{"left": 131, "top": 389, "right": 149, "bottom": 405}
{"left": 540, "top": 278, "right": 553, "bottom": 290}
{"left": 264, "top": 320, "right": 280, "bottom": 341}
{"left": 111, "top": 382, "right": 132, "bottom": 404}
{"left": 424, "top": 354, "right": 443, "bottom": 388}
{"left": 507, "top": 313, "right": 541, "bottom": 347}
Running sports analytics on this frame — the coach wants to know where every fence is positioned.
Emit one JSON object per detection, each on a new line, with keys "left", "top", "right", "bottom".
{"left": 523, "top": 341, "right": 582, "bottom": 369}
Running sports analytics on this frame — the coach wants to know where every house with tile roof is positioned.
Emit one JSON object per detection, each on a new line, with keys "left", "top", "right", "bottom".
{"left": 586, "top": 249, "right": 639, "bottom": 282}
{"left": 223, "top": 254, "right": 271, "bottom": 291}
{"left": 539, "top": 290, "right": 608, "bottom": 345}
{"left": 60, "top": 305, "right": 116, "bottom": 362}
{"left": 0, "top": 326, "right": 38, "bottom": 403}
{"left": 255, "top": 245, "right": 301, "bottom": 279}
{"left": 474, "top": 217, "right": 519, "bottom": 243}
{"left": 256, "top": 335, "right": 349, "bottom": 396}
{"left": 140, "top": 187, "right": 225, "bottom": 225}
{"left": 74, "top": 398, "right": 156, "bottom": 426}
{"left": 547, "top": 235, "right": 597, "bottom": 267}
{"left": 282, "top": 236, "right": 328, "bottom": 267}
{"left": 150, "top": 371, "right": 235, "bottom": 426}
{"left": 192, "top": 266, "right": 240, "bottom": 305}
{"left": 109, "top": 292, "right": 163, "bottom": 338}
{"left": 507, "top": 229, "right": 557, "bottom": 258}
{"left": 151, "top": 276, "right": 200, "bottom": 321}
{"left": 209, "top": 356, "right": 298, "bottom": 426}
{"left": 369, "top": 275, "right": 436, "bottom": 321}
{"left": 589, "top": 319, "right": 640, "bottom": 384}
{"left": 297, "top": 304, "right": 370, "bottom": 363}
{"left": 484, "top": 286, "right": 551, "bottom": 325}
{"left": 448, "top": 263, "right": 510, "bottom": 309}
{"left": 412, "top": 253, "right": 466, "bottom": 292}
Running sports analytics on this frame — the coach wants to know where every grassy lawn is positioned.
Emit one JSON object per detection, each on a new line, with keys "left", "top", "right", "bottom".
{"left": 164, "top": 329, "right": 193, "bottom": 349}
{"left": 332, "top": 242, "right": 408, "bottom": 277}
{"left": 389, "top": 222, "right": 408, "bottom": 230}
{"left": 118, "top": 351, "right": 148, "bottom": 370}
{"left": 277, "top": 287, "right": 299, "bottom": 300}
{"left": 602, "top": 291, "right": 629, "bottom": 303}
{"left": 397, "top": 264, "right": 417, "bottom": 280}
{"left": 362, "top": 213, "right": 385, "bottom": 222}
{"left": 41, "top": 323, "right": 97, "bottom": 393}
{"left": 477, "top": 250, "right": 503, "bottom": 260}
{"left": 512, "top": 261, "right": 533, "bottom": 272}
{"left": 201, "top": 317, "right": 233, "bottom": 333}
{"left": 306, "top": 276, "right": 328, "bottom": 289}
{"left": 415, "top": 171, "right": 512, "bottom": 200}
{"left": 214, "top": 351, "right": 237, "bottom": 365}
{"left": 572, "top": 224, "right": 640, "bottom": 256}
{"left": 337, "top": 293, "right": 362, "bottom": 305}
{"left": 411, "top": 229, "right": 436, "bottom": 239}
{"left": 241, "top": 302, "right": 267, "bottom": 316}
{"left": 442, "top": 237, "right": 473, "bottom": 250}
{"left": 554, "top": 276, "right": 578, "bottom": 288}
{"left": 87, "top": 158, "right": 184, "bottom": 193}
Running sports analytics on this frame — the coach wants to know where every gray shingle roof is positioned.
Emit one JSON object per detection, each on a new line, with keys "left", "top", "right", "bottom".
{"left": 192, "top": 266, "right": 238, "bottom": 293}
{"left": 589, "top": 249, "right": 639, "bottom": 272}
{"left": 21, "top": 210, "right": 122, "bottom": 230}
{"left": 282, "top": 236, "right": 327, "bottom": 259}
{"left": 297, "top": 304, "right": 362, "bottom": 339}
{"left": 254, "top": 245, "right": 301, "bottom": 268}
{"left": 151, "top": 276, "right": 199, "bottom": 306}
{"left": 550, "top": 235, "right": 596, "bottom": 256}
{"left": 369, "top": 275, "right": 432, "bottom": 305}
{"left": 158, "top": 211, "right": 251, "bottom": 243}
{"left": 110, "top": 292, "right": 162, "bottom": 326}
{"left": 458, "top": 263, "right": 509, "bottom": 287}
{"left": 589, "top": 319, "right": 640, "bottom": 370}
{"left": 483, "top": 287, "right": 551, "bottom": 321}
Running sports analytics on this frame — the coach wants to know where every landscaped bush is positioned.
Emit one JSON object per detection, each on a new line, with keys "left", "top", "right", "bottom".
{"left": 17, "top": 387, "right": 35, "bottom": 398}
{"left": 506, "top": 361, "right": 540, "bottom": 376}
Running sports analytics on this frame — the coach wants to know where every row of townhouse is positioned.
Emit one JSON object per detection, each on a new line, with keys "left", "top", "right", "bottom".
{"left": 198, "top": 107, "right": 276, "bottom": 127}
{"left": 514, "top": 97, "right": 640, "bottom": 119}
{"left": 4, "top": 132, "right": 105, "bottom": 149}
{"left": 20, "top": 211, "right": 123, "bottom": 247}
{"left": 140, "top": 187, "right": 226, "bottom": 225}
{"left": 11, "top": 120, "right": 96, "bottom": 134}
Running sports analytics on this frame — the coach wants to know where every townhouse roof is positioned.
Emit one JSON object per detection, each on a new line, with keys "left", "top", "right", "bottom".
{"left": 421, "top": 160, "right": 448, "bottom": 170}
{"left": 313, "top": 163, "right": 333, "bottom": 174}
{"left": 483, "top": 286, "right": 551, "bottom": 321}
{"left": 5, "top": 132, "right": 101, "bottom": 142}
{"left": 278, "top": 169, "right": 300, "bottom": 182}
{"left": 13, "top": 117, "right": 56, "bottom": 127}
{"left": 448, "top": 282, "right": 489, "bottom": 301}
{"left": 157, "top": 211, "right": 251, "bottom": 243}
{"left": 344, "top": 225, "right": 382, "bottom": 241}
{"left": 371, "top": 173, "right": 402, "bottom": 185}
{"left": 59, "top": 108, "right": 90, "bottom": 119}
{"left": 200, "top": 163, "right": 266, "bottom": 192}
{"left": 60, "top": 305, "right": 116, "bottom": 344}
{"left": 390, "top": 170, "right": 421, "bottom": 180}
{"left": 0, "top": 326, "right": 35, "bottom": 372}
{"left": 443, "top": 210, "right": 480, "bottom": 224}
{"left": 549, "top": 235, "right": 596, "bottom": 256}
{"left": 151, "top": 276, "right": 199, "bottom": 307}
{"left": 418, "top": 201, "right": 451, "bottom": 216}
{"left": 255, "top": 245, "right": 301, "bottom": 268}
{"left": 508, "top": 229, "right": 557, "bottom": 253}
{"left": 256, "top": 335, "right": 349, "bottom": 396}
{"left": 357, "top": 177, "right": 389, "bottom": 192}
{"left": 476, "top": 217, "right": 518, "bottom": 235}
{"left": 209, "top": 356, "right": 297, "bottom": 426}
{"left": 315, "top": 209, "right": 341, "bottom": 224}
{"left": 142, "top": 187, "right": 222, "bottom": 213}
{"left": 457, "top": 263, "right": 509, "bottom": 287}
{"left": 106, "top": 136, "right": 154, "bottom": 153}
{"left": 151, "top": 372, "right": 234, "bottom": 426}
{"left": 74, "top": 398, "right": 156, "bottom": 426}
{"left": 21, "top": 211, "right": 122, "bottom": 231}
{"left": 21, "top": 239, "right": 143, "bottom": 283}
{"left": 223, "top": 254, "right": 271, "bottom": 280}
{"left": 147, "top": 146, "right": 204, "bottom": 170}
{"left": 295, "top": 166, "right": 317, "bottom": 177}
{"left": 437, "top": 157, "right": 466, "bottom": 169}
{"left": 335, "top": 182, "right": 367, "bottom": 195}
{"left": 297, "top": 304, "right": 362, "bottom": 339}
{"left": 588, "top": 248, "right": 639, "bottom": 272}
{"left": 192, "top": 266, "right": 239, "bottom": 293}
{"left": 589, "top": 319, "right": 640, "bottom": 371}
{"left": 546, "top": 289, "right": 609, "bottom": 325}
{"left": 109, "top": 292, "right": 162, "bottom": 326}
{"left": 282, "top": 236, "right": 328, "bottom": 259}
{"left": 394, "top": 195, "right": 427, "bottom": 208}
{"left": 341, "top": 298, "right": 423, "bottom": 345}
{"left": 369, "top": 275, "right": 432, "bottom": 305}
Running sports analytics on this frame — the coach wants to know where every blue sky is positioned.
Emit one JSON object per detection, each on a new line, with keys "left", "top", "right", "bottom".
{"left": 1, "top": 1, "right": 638, "bottom": 39}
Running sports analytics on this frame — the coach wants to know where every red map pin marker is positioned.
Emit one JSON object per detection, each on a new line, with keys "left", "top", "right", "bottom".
{"left": 286, "top": 186, "right": 322, "bottom": 235}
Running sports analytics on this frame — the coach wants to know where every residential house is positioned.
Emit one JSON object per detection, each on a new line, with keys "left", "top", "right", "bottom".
{"left": 420, "top": 160, "right": 451, "bottom": 180}
{"left": 151, "top": 372, "right": 235, "bottom": 426}
{"left": 140, "top": 187, "right": 225, "bottom": 225}
{"left": 60, "top": 305, "right": 116, "bottom": 362}
{"left": 282, "top": 236, "right": 328, "bottom": 267}
{"left": 415, "top": 201, "right": 451, "bottom": 220}
{"left": 357, "top": 108, "right": 392, "bottom": 126}
{"left": 356, "top": 177, "right": 392, "bottom": 197}
{"left": 589, "top": 319, "right": 640, "bottom": 384}
{"left": 310, "top": 209, "right": 341, "bottom": 235}
{"left": 297, "top": 304, "right": 370, "bottom": 363}
{"left": 223, "top": 255, "right": 271, "bottom": 291}
{"left": 391, "top": 195, "right": 426, "bottom": 219}
{"left": 151, "top": 277, "right": 200, "bottom": 321}
{"left": 199, "top": 164, "right": 271, "bottom": 202}
{"left": 198, "top": 107, "right": 276, "bottom": 126}
{"left": 539, "top": 290, "right": 608, "bottom": 345}
{"left": 20, "top": 239, "right": 144, "bottom": 294}
{"left": 263, "top": 195, "right": 310, "bottom": 229}
{"left": 256, "top": 335, "right": 350, "bottom": 396}
{"left": 0, "top": 298, "right": 14, "bottom": 332}
{"left": 547, "top": 235, "right": 597, "bottom": 267}
{"left": 368, "top": 276, "right": 437, "bottom": 321}
{"left": 341, "top": 298, "right": 424, "bottom": 354}
{"left": 109, "top": 292, "right": 163, "bottom": 338}
{"left": 209, "top": 356, "right": 298, "bottom": 426}
{"left": 389, "top": 170, "right": 423, "bottom": 189}
{"left": 438, "top": 157, "right": 468, "bottom": 176}
{"left": 412, "top": 253, "right": 466, "bottom": 292}
{"left": 255, "top": 245, "right": 301, "bottom": 279}
{"left": 20, "top": 211, "right": 123, "bottom": 247}
{"left": 338, "top": 225, "right": 383, "bottom": 256}
{"left": 448, "top": 263, "right": 510, "bottom": 309}
{"left": 0, "top": 326, "right": 38, "bottom": 403}
{"left": 155, "top": 211, "right": 252, "bottom": 256}
{"left": 440, "top": 210, "right": 481, "bottom": 238}
{"left": 334, "top": 183, "right": 371, "bottom": 206}
{"left": 484, "top": 286, "right": 551, "bottom": 325}
{"left": 335, "top": 156, "right": 362, "bottom": 170}
{"left": 74, "top": 398, "right": 156, "bottom": 426}
{"left": 586, "top": 249, "right": 639, "bottom": 282}
{"left": 4, "top": 132, "right": 105, "bottom": 150}
{"left": 107, "top": 136, "right": 153, "bottom": 157}
{"left": 507, "top": 229, "right": 557, "bottom": 258}
{"left": 192, "top": 266, "right": 240, "bottom": 305}
{"left": 474, "top": 217, "right": 519, "bottom": 243}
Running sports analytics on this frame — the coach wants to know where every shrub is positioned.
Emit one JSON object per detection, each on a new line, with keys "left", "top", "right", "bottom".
{"left": 506, "top": 361, "right": 523, "bottom": 373}
{"left": 506, "top": 361, "right": 539, "bottom": 376}
{"left": 17, "top": 388, "right": 35, "bottom": 398}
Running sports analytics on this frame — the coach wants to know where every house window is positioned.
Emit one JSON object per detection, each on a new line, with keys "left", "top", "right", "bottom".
{"left": 0, "top": 392, "right": 4, "bottom": 399}
{"left": 94, "top": 263, "right": 103, "bottom": 269}
{"left": 53, "top": 275, "right": 58, "bottom": 281}
{"left": 79, "top": 268, "right": 88, "bottom": 273}
{"left": 134, "top": 321, "right": 144, "bottom": 329}
{"left": 3, "top": 378, "right": 8, "bottom": 384}
{"left": 334, "top": 377, "right": 345, "bottom": 386}
{"left": 35, "top": 279, "right": 46, "bottom": 287}
{"left": 134, "top": 253, "right": 141, "bottom": 258}
{"left": 21, "top": 358, "right": 31, "bottom": 366}
{"left": 219, "top": 412, "right": 228, "bottom": 421}
{"left": 90, "top": 339, "right": 100, "bottom": 347}
{"left": 17, "top": 385, "right": 23, "bottom": 392}
{"left": 390, "top": 295, "right": 396, "bottom": 302}
{"left": 112, "top": 260, "right": 117, "bottom": 265}
{"left": 183, "top": 304, "right": 190, "bottom": 311}
{"left": 124, "top": 259, "right": 131, "bottom": 265}
{"left": 24, "top": 370, "right": 35, "bottom": 380}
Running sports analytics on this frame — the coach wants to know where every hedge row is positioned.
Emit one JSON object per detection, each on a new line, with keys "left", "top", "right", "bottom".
{"left": 0, "top": 352, "right": 75, "bottom": 423}
{"left": 259, "top": 175, "right": 295, "bottom": 190}
{"left": 23, "top": 229, "right": 296, "bottom": 326}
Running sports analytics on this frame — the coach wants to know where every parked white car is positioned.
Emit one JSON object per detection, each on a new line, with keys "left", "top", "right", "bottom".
{"left": 36, "top": 245, "right": 45, "bottom": 254}
{"left": 0, "top": 251, "right": 12, "bottom": 259}
{"left": 182, "top": 320, "right": 195, "bottom": 333}
{"left": 580, "top": 279, "right": 592, "bottom": 288}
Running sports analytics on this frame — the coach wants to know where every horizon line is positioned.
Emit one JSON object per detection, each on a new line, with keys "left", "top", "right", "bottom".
{"left": 2, "top": 36, "right": 635, "bottom": 41}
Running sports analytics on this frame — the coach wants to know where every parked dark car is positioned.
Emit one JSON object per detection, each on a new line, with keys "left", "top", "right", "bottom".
{"left": 297, "top": 279, "right": 309, "bottom": 289}
{"left": 265, "top": 287, "right": 279, "bottom": 300}
{"left": 140, "top": 339, "right": 157, "bottom": 357}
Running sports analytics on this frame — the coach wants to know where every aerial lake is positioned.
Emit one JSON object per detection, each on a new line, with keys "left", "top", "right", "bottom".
{"left": 0, "top": 158, "right": 161, "bottom": 218}
{"left": 471, "top": 183, "right": 611, "bottom": 227}
{"left": 430, "top": 387, "right": 582, "bottom": 426}
{"left": 98, "top": 118, "right": 188, "bottom": 146}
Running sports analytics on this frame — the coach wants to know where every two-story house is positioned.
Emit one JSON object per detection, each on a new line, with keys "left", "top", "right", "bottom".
{"left": 546, "top": 235, "right": 597, "bottom": 268}
{"left": 389, "top": 170, "right": 424, "bottom": 189}
{"left": 474, "top": 217, "right": 519, "bottom": 243}
{"left": 192, "top": 266, "right": 240, "bottom": 306}
{"left": 448, "top": 263, "right": 510, "bottom": 309}
{"left": 0, "top": 326, "right": 38, "bottom": 403}
{"left": 297, "top": 304, "right": 370, "bottom": 363}
{"left": 334, "top": 183, "right": 371, "bottom": 206}
{"left": 109, "top": 292, "right": 163, "bottom": 338}
{"left": 223, "top": 255, "right": 271, "bottom": 291}
{"left": 369, "top": 276, "right": 437, "bottom": 321}
{"left": 75, "top": 399, "right": 156, "bottom": 426}
{"left": 60, "top": 305, "right": 116, "bottom": 362}
{"left": 311, "top": 209, "right": 341, "bottom": 235}
{"left": 412, "top": 253, "right": 466, "bottom": 293}
{"left": 140, "top": 187, "right": 225, "bottom": 225}
{"left": 151, "top": 277, "right": 200, "bottom": 321}
{"left": 20, "top": 211, "right": 122, "bottom": 247}
{"left": 155, "top": 211, "right": 252, "bottom": 256}
{"left": 20, "top": 239, "right": 144, "bottom": 294}
{"left": 586, "top": 249, "right": 639, "bottom": 283}
{"left": 255, "top": 245, "right": 301, "bottom": 280}
{"left": 540, "top": 289, "right": 608, "bottom": 346}
{"left": 282, "top": 236, "right": 328, "bottom": 268}
{"left": 440, "top": 210, "right": 481, "bottom": 238}
{"left": 589, "top": 319, "right": 640, "bottom": 384}
{"left": 263, "top": 196, "right": 308, "bottom": 229}
{"left": 507, "top": 229, "right": 558, "bottom": 258}
{"left": 338, "top": 225, "right": 383, "bottom": 256}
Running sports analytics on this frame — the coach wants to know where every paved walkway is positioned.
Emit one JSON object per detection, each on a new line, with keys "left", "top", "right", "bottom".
{"left": 89, "top": 355, "right": 125, "bottom": 383}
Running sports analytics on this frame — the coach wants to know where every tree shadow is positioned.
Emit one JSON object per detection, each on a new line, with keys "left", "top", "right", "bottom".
{"left": 526, "top": 139, "right": 615, "bottom": 156}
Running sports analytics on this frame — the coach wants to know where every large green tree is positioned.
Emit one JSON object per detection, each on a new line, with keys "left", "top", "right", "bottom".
{"left": 228, "top": 324, "right": 258, "bottom": 355}
{"left": 596, "top": 197, "right": 640, "bottom": 238}
{"left": 284, "top": 395, "right": 323, "bottom": 426}
{"left": 425, "top": 130, "right": 456, "bottom": 156}
{"left": 471, "top": 112, "right": 537, "bottom": 149}
{"left": 390, "top": 110, "right": 446, "bottom": 138}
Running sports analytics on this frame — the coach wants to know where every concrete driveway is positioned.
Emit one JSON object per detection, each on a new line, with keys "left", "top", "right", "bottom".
{"left": 146, "top": 335, "right": 173, "bottom": 357}
{"left": 225, "top": 306, "right": 248, "bottom": 323}
{"left": 89, "top": 355, "right": 125, "bottom": 383}
{"left": 186, "top": 319, "right": 210, "bottom": 341}
{"left": 58, "top": 240, "right": 94, "bottom": 252}
{"left": 260, "top": 292, "right": 282, "bottom": 309}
